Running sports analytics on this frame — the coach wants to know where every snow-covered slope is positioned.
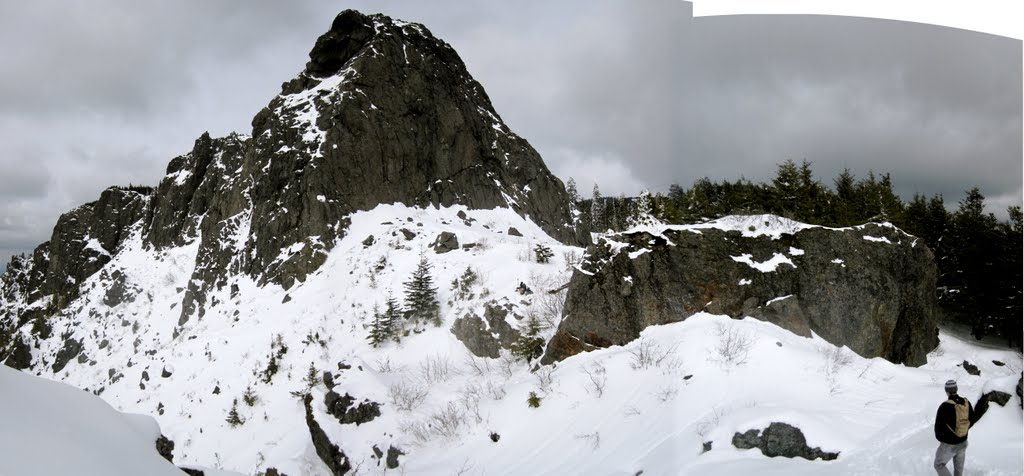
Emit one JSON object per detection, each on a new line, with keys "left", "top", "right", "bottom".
{"left": 8, "top": 209, "right": 1020, "bottom": 475}
{"left": 0, "top": 365, "right": 191, "bottom": 476}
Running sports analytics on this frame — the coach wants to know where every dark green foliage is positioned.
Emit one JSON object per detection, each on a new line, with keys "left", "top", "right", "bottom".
{"left": 304, "top": 362, "right": 320, "bottom": 391}
{"left": 226, "top": 399, "right": 244, "bottom": 427}
{"left": 368, "top": 295, "right": 402, "bottom": 347}
{"left": 404, "top": 254, "right": 441, "bottom": 327}
{"left": 243, "top": 386, "right": 259, "bottom": 407}
{"left": 450, "top": 266, "right": 478, "bottom": 300}
{"left": 534, "top": 244, "right": 554, "bottom": 264}
{"left": 512, "top": 316, "right": 546, "bottom": 363}
{"left": 527, "top": 391, "right": 542, "bottom": 408}
{"left": 261, "top": 335, "right": 288, "bottom": 384}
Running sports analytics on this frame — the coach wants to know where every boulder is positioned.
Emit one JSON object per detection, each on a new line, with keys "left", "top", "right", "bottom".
{"left": 507, "top": 227, "right": 523, "bottom": 237}
{"left": 731, "top": 422, "right": 838, "bottom": 461}
{"left": 962, "top": 360, "right": 981, "bottom": 376}
{"left": 431, "top": 232, "right": 459, "bottom": 254}
{"left": 324, "top": 390, "right": 381, "bottom": 425}
{"left": 52, "top": 338, "right": 82, "bottom": 373}
{"left": 451, "top": 315, "right": 501, "bottom": 358}
{"left": 386, "top": 445, "right": 404, "bottom": 469}
{"left": 544, "top": 221, "right": 939, "bottom": 366}
{"left": 155, "top": 434, "right": 175, "bottom": 462}
{"left": 983, "top": 390, "right": 1012, "bottom": 407}
{"left": 3, "top": 335, "right": 32, "bottom": 370}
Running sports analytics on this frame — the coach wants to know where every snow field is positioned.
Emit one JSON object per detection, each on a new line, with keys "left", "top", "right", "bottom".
{"left": 18, "top": 207, "right": 1023, "bottom": 475}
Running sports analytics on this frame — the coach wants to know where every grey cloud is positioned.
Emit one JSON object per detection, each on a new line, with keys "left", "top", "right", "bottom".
{"left": 0, "top": 1, "right": 1019, "bottom": 261}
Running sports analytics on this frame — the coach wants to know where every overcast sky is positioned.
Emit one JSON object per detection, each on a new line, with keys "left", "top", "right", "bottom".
{"left": 0, "top": 1, "right": 1020, "bottom": 262}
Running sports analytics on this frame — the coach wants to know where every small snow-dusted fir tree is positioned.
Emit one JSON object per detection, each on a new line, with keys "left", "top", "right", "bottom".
{"left": 226, "top": 399, "right": 244, "bottom": 427}
{"left": 404, "top": 254, "right": 440, "bottom": 327}
{"left": 512, "top": 315, "right": 545, "bottom": 363}
{"left": 368, "top": 294, "right": 403, "bottom": 346}
{"left": 368, "top": 304, "right": 389, "bottom": 347}
{"left": 628, "top": 189, "right": 660, "bottom": 228}
{"left": 303, "top": 362, "right": 319, "bottom": 391}
{"left": 533, "top": 244, "right": 554, "bottom": 263}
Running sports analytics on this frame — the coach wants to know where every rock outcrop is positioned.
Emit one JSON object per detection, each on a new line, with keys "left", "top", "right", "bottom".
{"left": 0, "top": 8, "right": 585, "bottom": 343}
{"left": 543, "top": 218, "right": 940, "bottom": 366}
{"left": 450, "top": 301, "right": 522, "bottom": 358}
{"left": 304, "top": 394, "right": 351, "bottom": 475}
{"left": 732, "top": 422, "right": 839, "bottom": 461}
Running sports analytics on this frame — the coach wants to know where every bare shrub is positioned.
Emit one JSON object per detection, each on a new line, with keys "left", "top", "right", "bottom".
{"left": 821, "top": 345, "right": 854, "bottom": 377}
{"left": 581, "top": 361, "right": 608, "bottom": 397}
{"left": 629, "top": 337, "right": 679, "bottom": 370}
{"left": 388, "top": 380, "right": 429, "bottom": 412}
{"left": 486, "top": 381, "right": 507, "bottom": 400}
{"left": 428, "top": 402, "right": 466, "bottom": 439}
{"left": 463, "top": 354, "right": 492, "bottom": 377}
{"left": 574, "top": 432, "right": 601, "bottom": 450}
{"left": 374, "top": 356, "right": 404, "bottom": 374}
{"left": 498, "top": 352, "right": 519, "bottom": 380}
{"left": 821, "top": 344, "right": 854, "bottom": 395}
{"left": 695, "top": 406, "right": 731, "bottom": 440}
{"left": 562, "top": 249, "right": 583, "bottom": 272}
{"left": 710, "top": 322, "right": 752, "bottom": 367}
{"left": 528, "top": 273, "right": 568, "bottom": 329}
{"left": 534, "top": 365, "right": 556, "bottom": 394}
{"left": 458, "top": 383, "right": 484, "bottom": 424}
{"left": 654, "top": 385, "right": 679, "bottom": 403}
{"left": 419, "top": 355, "right": 453, "bottom": 384}
{"left": 399, "top": 419, "right": 431, "bottom": 445}
{"left": 623, "top": 406, "right": 641, "bottom": 417}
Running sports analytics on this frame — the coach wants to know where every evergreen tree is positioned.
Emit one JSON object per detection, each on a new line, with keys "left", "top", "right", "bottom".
{"left": 533, "top": 244, "right": 554, "bottom": 263}
{"left": 404, "top": 254, "right": 440, "bottom": 327}
{"left": 367, "top": 303, "right": 390, "bottom": 347}
{"left": 226, "top": 399, "right": 244, "bottom": 427}
{"left": 590, "top": 184, "right": 605, "bottom": 232}
{"left": 830, "top": 168, "right": 857, "bottom": 226}
{"left": 242, "top": 385, "right": 259, "bottom": 407}
{"left": 304, "top": 362, "right": 320, "bottom": 391}
{"left": 512, "top": 315, "right": 546, "bottom": 363}
{"left": 566, "top": 177, "right": 580, "bottom": 205}
{"left": 383, "top": 294, "right": 403, "bottom": 341}
{"left": 629, "top": 189, "right": 659, "bottom": 228}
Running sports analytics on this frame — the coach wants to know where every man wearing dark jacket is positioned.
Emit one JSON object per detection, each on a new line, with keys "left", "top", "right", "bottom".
{"left": 934, "top": 380, "right": 981, "bottom": 476}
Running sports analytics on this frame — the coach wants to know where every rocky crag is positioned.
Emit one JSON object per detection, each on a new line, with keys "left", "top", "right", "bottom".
{"left": 0, "top": 9, "right": 584, "bottom": 358}
{"left": 543, "top": 216, "right": 940, "bottom": 366}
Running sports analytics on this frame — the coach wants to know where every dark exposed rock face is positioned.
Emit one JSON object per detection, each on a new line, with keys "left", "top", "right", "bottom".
{"left": 386, "top": 445, "right": 403, "bottom": 469}
{"left": 3, "top": 334, "right": 32, "bottom": 369}
{"left": 431, "top": 232, "right": 459, "bottom": 254}
{"left": 52, "top": 338, "right": 82, "bottom": 373}
{"left": 732, "top": 422, "right": 839, "bottom": 461}
{"left": 983, "top": 390, "right": 1012, "bottom": 407}
{"left": 962, "top": 360, "right": 981, "bottom": 376}
{"left": 450, "top": 301, "right": 521, "bottom": 358}
{"left": 0, "top": 8, "right": 584, "bottom": 350}
{"left": 304, "top": 394, "right": 352, "bottom": 475}
{"left": 324, "top": 390, "right": 381, "bottom": 425}
{"left": 543, "top": 221, "right": 940, "bottom": 366}
{"left": 163, "top": 9, "right": 583, "bottom": 327}
{"left": 155, "top": 434, "right": 175, "bottom": 462}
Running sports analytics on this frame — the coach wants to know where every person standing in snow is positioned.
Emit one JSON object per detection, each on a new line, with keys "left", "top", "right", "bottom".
{"left": 933, "top": 379, "right": 981, "bottom": 476}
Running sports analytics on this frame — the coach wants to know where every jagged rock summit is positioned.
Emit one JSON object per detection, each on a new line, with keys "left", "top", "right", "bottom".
{"left": 543, "top": 215, "right": 941, "bottom": 366}
{"left": 1, "top": 9, "right": 583, "bottom": 337}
